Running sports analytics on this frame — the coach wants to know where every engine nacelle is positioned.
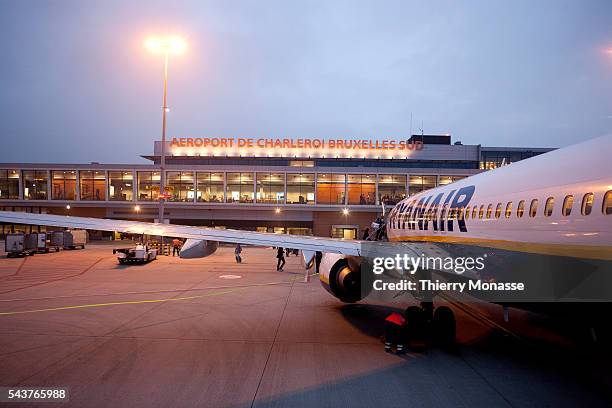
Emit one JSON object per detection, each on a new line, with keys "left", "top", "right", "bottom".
{"left": 179, "top": 239, "right": 219, "bottom": 259}
{"left": 319, "top": 253, "right": 367, "bottom": 303}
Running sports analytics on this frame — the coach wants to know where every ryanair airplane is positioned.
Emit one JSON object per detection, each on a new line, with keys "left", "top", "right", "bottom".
{"left": 1, "top": 134, "right": 610, "bottom": 337}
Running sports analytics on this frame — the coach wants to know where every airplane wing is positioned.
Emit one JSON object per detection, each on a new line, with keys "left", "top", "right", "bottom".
{"left": 0, "top": 211, "right": 362, "bottom": 255}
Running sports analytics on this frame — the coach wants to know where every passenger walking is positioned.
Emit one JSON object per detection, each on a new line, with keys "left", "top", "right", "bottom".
{"left": 362, "top": 228, "right": 370, "bottom": 240}
{"left": 315, "top": 251, "right": 322, "bottom": 274}
{"left": 276, "top": 247, "right": 286, "bottom": 271}
{"left": 384, "top": 312, "right": 406, "bottom": 354}
{"left": 235, "top": 244, "right": 242, "bottom": 263}
{"left": 172, "top": 238, "right": 181, "bottom": 257}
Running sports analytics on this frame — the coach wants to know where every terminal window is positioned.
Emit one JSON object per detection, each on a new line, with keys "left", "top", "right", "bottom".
{"left": 256, "top": 173, "right": 285, "bottom": 204}
{"left": 409, "top": 175, "right": 436, "bottom": 196}
{"left": 226, "top": 172, "right": 254, "bottom": 203}
{"left": 378, "top": 174, "right": 406, "bottom": 205}
{"left": 347, "top": 174, "right": 376, "bottom": 205}
{"left": 79, "top": 170, "right": 106, "bottom": 201}
{"left": 0, "top": 169, "right": 20, "bottom": 199}
{"left": 137, "top": 171, "right": 161, "bottom": 201}
{"left": 23, "top": 170, "right": 48, "bottom": 200}
{"left": 166, "top": 171, "right": 195, "bottom": 202}
{"left": 109, "top": 171, "right": 133, "bottom": 201}
{"left": 317, "top": 174, "right": 346, "bottom": 205}
{"left": 439, "top": 175, "right": 466, "bottom": 186}
{"left": 51, "top": 170, "right": 77, "bottom": 200}
{"left": 286, "top": 173, "right": 314, "bottom": 204}
{"left": 196, "top": 172, "right": 224, "bottom": 203}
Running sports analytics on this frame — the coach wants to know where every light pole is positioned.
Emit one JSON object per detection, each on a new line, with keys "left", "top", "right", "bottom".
{"left": 145, "top": 36, "right": 187, "bottom": 224}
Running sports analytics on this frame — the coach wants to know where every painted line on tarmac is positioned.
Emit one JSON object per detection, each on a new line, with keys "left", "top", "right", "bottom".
{"left": 0, "top": 256, "right": 28, "bottom": 280}
{"left": 0, "top": 272, "right": 317, "bottom": 316}
{"left": 0, "top": 281, "right": 295, "bottom": 302}
{"left": 0, "top": 257, "right": 107, "bottom": 295}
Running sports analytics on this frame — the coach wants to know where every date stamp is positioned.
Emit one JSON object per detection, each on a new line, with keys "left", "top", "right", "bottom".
{"left": 0, "top": 387, "right": 69, "bottom": 402}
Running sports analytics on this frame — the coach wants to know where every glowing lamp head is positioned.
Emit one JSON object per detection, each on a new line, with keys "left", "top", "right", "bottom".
{"left": 342, "top": 208, "right": 349, "bottom": 215}
{"left": 66, "top": 205, "right": 71, "bottom": 210}
{"left": 145, "top": 36, "right": 187, "bottom": 55}
{"left": 275, "top": 208, "right": 281, "bottom": 214}
{"left": 134, "top": 205, "right": 141, "bottom": 212}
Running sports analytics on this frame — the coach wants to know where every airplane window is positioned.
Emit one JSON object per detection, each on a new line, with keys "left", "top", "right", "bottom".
{"left": 544, "top": 197, "right": 554, "bottom": 217}
{"left": 486, "top": 204, "right": 493, "bottom": 219}
{"left": 562, "top": 195, "right": 573, "bottom": 216}
{"left": 604, "top": 191, "right": 612, "bottom": 215}
{"left": 517, "top": 200, "right": 525, "bottom": 218}
{"left": 581, "top": 193, "right": 594, "bottom": 215}
{"left": 465, "top": 206, "right": 471, "bottom": 219}
{"left": 478, "top": 205, "right": 484, "bottom": 219}
{"left": 529, "top": 199, "right": 539, "bottom": 217}
{"left": 505, "top": 202, "right": 513, "bottom": 218}
{"left": 472, "top": 206, "right": 478, "bottom": 219}
{"left": 495, "top": 203, "right": 502, "bottom": 218}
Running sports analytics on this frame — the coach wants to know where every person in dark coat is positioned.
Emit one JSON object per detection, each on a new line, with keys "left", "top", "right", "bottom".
{"left": 362, "top": 228, "right": 370, "bottom": 240}
{"left": 235, "top": 244, "right": 242, "bottom": 263}
{"left": 384, "top": 312, "right": 406, "bottom": 353}
{"left": 276, "top": 247, "right": 286, "bottom": 271}
{"left": 315, "top": 251, "right": 323, "bottom": 274}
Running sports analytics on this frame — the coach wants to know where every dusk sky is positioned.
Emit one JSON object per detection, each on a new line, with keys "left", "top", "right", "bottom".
{"left": 1, "top": 0, "right": 611, "bottom": 163}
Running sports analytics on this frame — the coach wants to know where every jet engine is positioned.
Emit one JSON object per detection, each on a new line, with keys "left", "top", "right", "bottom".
{"left": 318, "top": 253, "right": 368, "bottom": 303}
{"left": 179, "top": 239, "right": 219, "bottom": 259}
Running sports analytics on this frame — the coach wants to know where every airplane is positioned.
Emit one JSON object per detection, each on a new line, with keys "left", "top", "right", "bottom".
{"left": 1, "top": 134, "right": 611, "bottom": 342}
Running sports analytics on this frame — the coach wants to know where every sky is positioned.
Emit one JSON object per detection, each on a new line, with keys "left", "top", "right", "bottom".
{"left": 0, "top": 0, "right": 611, "bottom": 164}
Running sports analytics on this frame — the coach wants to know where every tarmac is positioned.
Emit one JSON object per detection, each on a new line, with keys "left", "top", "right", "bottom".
{"left": 0, "top": 242, "right": 611, "bottom": 408}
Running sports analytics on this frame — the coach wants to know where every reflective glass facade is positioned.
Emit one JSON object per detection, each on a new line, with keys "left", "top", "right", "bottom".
{"left": 317, "top": 174, "right": 346, "bottom": 205}
{"left": 0, "top": 169, "right": 479, "bottom": 205}
{"left": 137, "top": 171, "right": 160, "bottom": 201}
{"left": 0, "top": 170, "right": 20, "bottom": 199}
{"left": 196, "top": 172, "right": 224, "bottom": 203}
{"left": 256, "top": 173, "right": 285, "bottom": 204}
{"left": 79, "top": 170, "right": 106, "bottom": 201}
{"left": 51, "top": 171, "right": 77, "bottom": 200}
{"left": 286, "top": 173, "right": 315, "bottom": 204}
{"left": 226, "top": 172, "right": 254, "bottom": 203}
{"left": 167, "top": 171, "right": 195, "bottom": 202}
{"left": 378, "top": 174, "right": 406, "bottom": 205}
{"left": 23, "top": 170, "right": 48, "bottom": 200}
{"left": 108, "top": 171, "right": 133, "bottom": 201}
{"left": 347, "top": 175, "right": 376, "bottom": 205}
{"left": 408, "top": 175, "right": 436, "bottom": 196}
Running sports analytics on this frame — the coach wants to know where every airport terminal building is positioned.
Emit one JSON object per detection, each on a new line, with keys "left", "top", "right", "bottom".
{"left": 0, "top": 135, "right": 552, "bottom": 239}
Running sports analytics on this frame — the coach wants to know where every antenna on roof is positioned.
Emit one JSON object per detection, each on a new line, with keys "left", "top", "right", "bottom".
{"left": 410, "top": 112, "right": 413, "bottom": 136}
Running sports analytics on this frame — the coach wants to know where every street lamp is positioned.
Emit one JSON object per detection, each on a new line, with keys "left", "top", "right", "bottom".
{"left": 145, "top": 36, "right": 187, "bottom": 224}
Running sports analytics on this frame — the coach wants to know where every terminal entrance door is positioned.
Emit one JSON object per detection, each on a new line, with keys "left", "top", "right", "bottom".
{"left": 331, "top": 225, "right": 358, "bottom": 239}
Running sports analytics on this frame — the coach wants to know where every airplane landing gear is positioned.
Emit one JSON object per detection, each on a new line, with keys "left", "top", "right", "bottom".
{"left": 404, "top": 303, "right": 456, "bottom": 349}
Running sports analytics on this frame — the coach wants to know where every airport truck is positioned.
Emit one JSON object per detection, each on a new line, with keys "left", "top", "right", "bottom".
{"left": 5, "top": 233, "right": 37, "bottom": 257}
{"left": 47, "top": 230, "right": 87, "bottom": 251}
{"left": 29, "top": 232, "right": 50, "bottom": 253}
{"left": 113, "top": 244, "right": 158, "bottom": 264}
{"left": 64, "top": 230, "right": 87, "bottom": 250}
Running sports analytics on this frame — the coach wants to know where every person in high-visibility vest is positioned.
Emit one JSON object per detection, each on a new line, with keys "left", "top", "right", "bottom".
{"left": 172, "top": 238, "right": 182, "bottom": 257}
{"left": 384, "top": 312, "right": 406, "bottom": 353}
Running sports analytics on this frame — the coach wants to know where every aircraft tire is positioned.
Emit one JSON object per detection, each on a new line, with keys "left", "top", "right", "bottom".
{"left": 432, "top": 306, "right": 456, "bottom": 348}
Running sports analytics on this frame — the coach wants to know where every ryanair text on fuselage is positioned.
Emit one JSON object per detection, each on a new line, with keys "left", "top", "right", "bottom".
{"left": 389, "top": 185, "right": 475, "bottom": 232}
